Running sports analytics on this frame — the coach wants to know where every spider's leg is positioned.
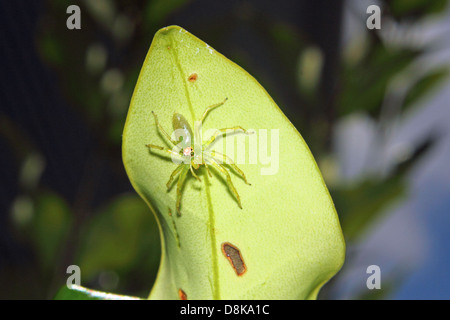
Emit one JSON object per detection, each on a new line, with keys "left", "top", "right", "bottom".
{"left": 146, "top": 144, "right": 184, "bottom": 163}
{"left": 204, "top": 162, "right": 213, "bottom": 177}
{"left": 176, "top": 165, "right": 190, "bottom": 215}
{"left": 152, "top": 111, "right": 178, "bottom": 146}
{"left": 200, "top": 98, "right": 228, "bottom": 123}
{"left": 207, "top": 157, "right": 242, "bottom": 209}
{"left": 203, "top": 126, "right": 253, "bottom": 149}
{"left": 209, "top": 150, "right": 251, "bottom": 185}
{"left": 190, "top": 164, "right": 202, "bottom": 182}
{"left": 166, "top": 163, "right": 184, "bottom": 189}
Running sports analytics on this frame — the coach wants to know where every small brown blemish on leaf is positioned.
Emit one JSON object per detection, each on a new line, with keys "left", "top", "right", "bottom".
{"left": 178, "top": 289, "right": 187, "bottom": 300}
{"left": 188, "top": 73, "right": 198, "bottom": 82}
{"left": 221, "top": 242, "right": 246, "bottom": 276}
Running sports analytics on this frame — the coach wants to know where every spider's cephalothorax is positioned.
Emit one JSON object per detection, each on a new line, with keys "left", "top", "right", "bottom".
{"left": 146, "top": 98, "right": 252, "bottom": 214}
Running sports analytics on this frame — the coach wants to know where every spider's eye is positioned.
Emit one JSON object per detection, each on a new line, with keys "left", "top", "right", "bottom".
{"left": 183, "top": 147, "right": 192, "bottom": 157}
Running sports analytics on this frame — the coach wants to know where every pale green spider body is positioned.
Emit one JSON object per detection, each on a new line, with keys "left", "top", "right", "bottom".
{"left": 146, "top": 98, "right": 252, "bottom": 214}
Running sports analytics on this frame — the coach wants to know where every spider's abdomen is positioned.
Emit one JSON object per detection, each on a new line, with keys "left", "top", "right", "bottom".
{"left": 173, "top": 113, "right": 193, "bottom": 147}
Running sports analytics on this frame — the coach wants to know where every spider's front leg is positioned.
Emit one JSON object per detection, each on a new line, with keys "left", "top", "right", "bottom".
{"left": 152, "top": 111, "right": 179, "bottom": 146}
{"left": 146, "top": 144, "right": 184, "bottom": 163}
{"left": 200, "top": 98, "right": 228, "bottom": 123}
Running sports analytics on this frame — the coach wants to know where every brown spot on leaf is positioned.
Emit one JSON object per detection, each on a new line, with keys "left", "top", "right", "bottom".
{"left": 221, "top": 242, "right": 246, "bottom": 276}
{"left": 188, "top": 73, "right": 198, "bottom": 82}
{"left": 178, "top": 289, "right": 187, "bottom": 300}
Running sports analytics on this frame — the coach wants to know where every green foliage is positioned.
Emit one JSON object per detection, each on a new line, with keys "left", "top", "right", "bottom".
{"left": 76, "top": 194, "right": 161, "bottom": 287}
{"left": 1, "top": 0, "right": 448, "bottom": 300}
{"left": 31, "top": 192, "right": 72, "bottom": 272}
{"left": 339, "top": 45, "right": 421, "bottom": 116}
{"left": 54, "top": 284, "right": 140, "bottom": 300}
{"left": 403, "top": 68, "right": 449, "bottom": 111}
{"left": 386, "top": 0, "right": 448, "bottom": 20}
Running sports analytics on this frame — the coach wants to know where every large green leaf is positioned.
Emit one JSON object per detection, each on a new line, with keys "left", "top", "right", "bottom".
{"left": 122, "top": 25, "right": 345, "bottom": 299}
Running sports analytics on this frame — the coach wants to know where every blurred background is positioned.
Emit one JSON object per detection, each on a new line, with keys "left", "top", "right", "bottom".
{"left": 0, "top": 0, "right": 449, "bottom": 299}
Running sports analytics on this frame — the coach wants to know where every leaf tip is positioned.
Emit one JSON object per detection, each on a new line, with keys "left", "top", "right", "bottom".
{"left": 156, "top": 25, "right": 187, "bottom": 37}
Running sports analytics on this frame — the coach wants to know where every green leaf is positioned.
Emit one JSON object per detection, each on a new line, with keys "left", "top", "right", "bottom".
{"left": 122, "top": 26, "right": 345, "bottom": 299}
{"left": 54, "top": 285, "right": 141, "bottom": 300}
{"left": 403, "top": 68, "right": 449, "bottom": 111}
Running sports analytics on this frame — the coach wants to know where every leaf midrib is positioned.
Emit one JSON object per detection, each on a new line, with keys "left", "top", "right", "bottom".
{"left": 169, "top": 35, "right": 220, "bottom": 299}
